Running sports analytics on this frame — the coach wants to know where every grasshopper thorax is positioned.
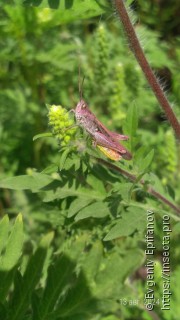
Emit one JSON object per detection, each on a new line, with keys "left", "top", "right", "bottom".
{"left": 74, "top": 98, "right": 96, "bottom": 134}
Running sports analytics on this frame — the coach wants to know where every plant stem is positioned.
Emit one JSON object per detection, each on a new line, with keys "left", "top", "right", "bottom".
{"left": 113, "top": 0, "right": 180, "bottom": 140}
{"left": 95, "top": 157, "right": 180, "bottom": 216}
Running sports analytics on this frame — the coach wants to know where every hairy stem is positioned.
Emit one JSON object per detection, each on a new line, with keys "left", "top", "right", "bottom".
{"left": 95, "top": 157, "right": 180, "bottom": 216}
{"left": 113, "top": 0, "right": 180, "bottom": 140}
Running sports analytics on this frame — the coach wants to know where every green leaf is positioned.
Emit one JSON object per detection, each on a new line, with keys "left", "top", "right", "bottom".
{"left": 143, "top": 172, "right": 177, "bottom": 205}
{"left": 67, "top": 198, "right": 93, "bottom": 218}
{"left": 86, "top": 174, "right": 106, "bottom": 195}
{"left": 62, "top": 232, "right": 93, "bottom": 262}
{"left": 9, "top": 232, "right": 54, "bottom": 320}
{"left": 126, "top": 0, "right": 134, "bottom": 5}
{"left": 63, "top": 156, "right": 81, "bottom": 171}
{"left": 41, "top": 164, "right": 59, "bottom": 174}
{"left": 59, "top": 148, "right": 72, "bottom": 171}
{"left": 0, "top": 214, "right": 23, "bottom": 271}
{"left": 173, "top": 222, "right": 180, "bottom": 235}
{"left": 33, "top": 132, "right": 53, "bottom": 141}
{"left": 104, "top": 207, "right": 146, "bottom": 241}
{"left": 0, "top": 269, "right": 16, "bottom": 303}
{"left": 133, "top": 145, "right": 148, "bottom": 163}
{"left": 0, "top": 173, "right": 54, "bottom": 191}
{"left": 38, "top": 255, "right": 78, "bottom": 318}
{"left": 0, "top": 215, "right": 9, "bottom": 255}
{"left": 113, "top": 182, "right": 134, "bottom": 202}
{"left": 139, "top": 149, "right": 154, "bottom": 173}
{"left": 0, "top": 214, "right": 24, "bottom": 302}
{"left": 124, "top": 104, "right": 138, "bottom": 137}
{"left": 42, "top": 180, "right": 104, "bottom": 202}
{"left": 14, "top": 0, "right": 108, "bottom": 25}
{"left": 80, "top": 240, "right": 104, "bottom": 281}
{"left": 94, "top": 249, "right": 144, "bottom": 300}
{"left": 54, "top": 270, "right": 95, "bottom": 318}
{"left": 75, "top": 201, "right": 110, "bottom": 221}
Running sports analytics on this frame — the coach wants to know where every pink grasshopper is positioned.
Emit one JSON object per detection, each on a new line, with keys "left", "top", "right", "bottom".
{"left": 73, "top": 98, "right": 132, "bottom": 161}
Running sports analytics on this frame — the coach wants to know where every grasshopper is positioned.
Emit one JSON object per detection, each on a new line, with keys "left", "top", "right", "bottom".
{"left": 72, "top": 74, "right": 132, "bottom": 161}
{"left": 74, "top": 99, "right": 132, "bottom": 160}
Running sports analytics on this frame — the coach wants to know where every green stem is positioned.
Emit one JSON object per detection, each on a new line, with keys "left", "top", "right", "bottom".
{"left": 113, "top": 0, "right": 180, "bottom": 140}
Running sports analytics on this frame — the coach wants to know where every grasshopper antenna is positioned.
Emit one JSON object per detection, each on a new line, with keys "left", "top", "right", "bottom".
{"left": 78, "top": 65, "right": 85, "bottom": 101}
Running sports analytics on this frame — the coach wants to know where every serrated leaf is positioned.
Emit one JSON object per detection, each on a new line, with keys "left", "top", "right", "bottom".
{"left": 39, "top": 231, "right": 54, "bottom": 248}
{"left": 139, "top": 149, "right": 154, "bottom": 173}
{"left": 67, "top": 198, "right": 93, "bottom": 218}
{"left": 0, "top": 214, "right": 23, "bottom": 271}
{"left": 33, "top": 132, "right": 53, "bottom": 141}
{"left": 59, "top": 148, "right": 71, "bottom": 171}
{"left": 143, "top": 172, "right": 176, "bottom": 205}
{"left": 133, "top": 145, "right": 148, "bottom": 163}
{"left": 42, "top": 180, "right": 104, "bottom": 202}
{"left": 38, "top": 255, "right": 77, "bottom": 319}
{"left": 9, "top": 232, "right": 53, "bottom": 320}
{"left": 75, "top": 201, "right": 110, "bottom": 221}
{"left": 80, "top": 240, "right": 104, "bottom": 281}
{"left": 62, "top": 233, "right": 92, "bottom": 262}
{"left": 86, "top": 174, "right": 106, "bottom": 195}
{"left": 0, "top": 173, "right": 54, "bottom": 191}
{"left": 104, "top": 207, "right": 146, "bottom": 241}
{"left": 94, "top": 249, "right": 144, "bottom": 299}
{"left": 113, "top": 182, "right": 133, "bottom": 202}
{"left": 54, "top": 270, "right": 94, "bottom": 318}
{"left": 41, "top": 164, "right": 58, "bottom": 174}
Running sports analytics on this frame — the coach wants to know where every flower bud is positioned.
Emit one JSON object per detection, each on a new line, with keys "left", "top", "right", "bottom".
{"left": 48, "top": 105, "right": 76, "bottom": 146}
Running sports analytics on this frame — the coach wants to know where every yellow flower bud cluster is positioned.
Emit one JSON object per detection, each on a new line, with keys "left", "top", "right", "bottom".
{"left": 48, "top": 105, "right": 76, "bottom": 146}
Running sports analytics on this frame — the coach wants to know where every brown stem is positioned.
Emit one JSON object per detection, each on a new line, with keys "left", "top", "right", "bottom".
{"left": 113, "top": 0, "right": 180, "bottom": 140}
{"left": 95, "top": 157, "right": 180, "bottom": 216}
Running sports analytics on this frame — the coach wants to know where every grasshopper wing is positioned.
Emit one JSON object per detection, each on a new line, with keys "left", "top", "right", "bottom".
{"left": 95, "top": 118, "right": 129, "bottom": 141}
{"left": 93, "top": 131, "right": 132, "bottom": 160}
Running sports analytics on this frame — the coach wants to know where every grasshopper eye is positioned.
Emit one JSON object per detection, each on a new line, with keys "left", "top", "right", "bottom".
{"left": 82, "top": 103, "right": 86, "bottom": 108}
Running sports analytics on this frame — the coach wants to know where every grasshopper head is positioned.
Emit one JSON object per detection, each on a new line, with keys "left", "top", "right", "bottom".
{"left": 75, "top": 99, "right": 89, "bottom": 121}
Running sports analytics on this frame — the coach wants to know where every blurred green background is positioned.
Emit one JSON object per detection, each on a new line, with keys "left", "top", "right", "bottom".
{"left": 0, "top": 1, "right": 180, "bottom": 319}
